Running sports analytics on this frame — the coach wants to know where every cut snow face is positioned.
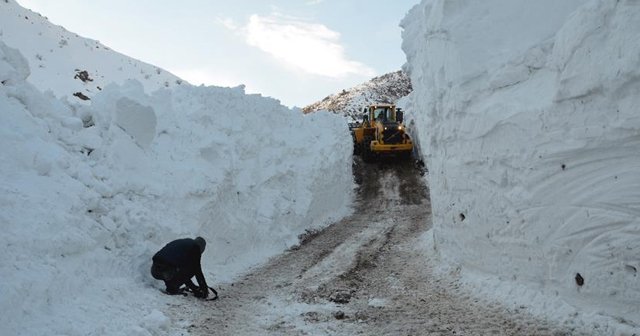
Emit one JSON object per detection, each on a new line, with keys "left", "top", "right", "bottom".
{"left": 0, "top": 35, "right": 354, "bottom": 336}
{"left": 402, "top": 0, "right": 640, "bottom": 332}
{"left": 111, "top": 96, "right": 158, "bottom": 148}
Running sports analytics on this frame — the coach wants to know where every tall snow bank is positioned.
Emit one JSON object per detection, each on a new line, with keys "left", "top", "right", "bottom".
{"left": 402, "top": 0, "right": 640, "bottom": 332}
{"left": 0, "top": 41, "right": 353, "bottom": 335}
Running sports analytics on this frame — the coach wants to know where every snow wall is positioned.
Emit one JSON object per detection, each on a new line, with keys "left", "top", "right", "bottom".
{"left": 0, "top": 41, "right": 353, "bottom": 335}
{"left": 402, "top": 0, "right": 640, "bottom": 331}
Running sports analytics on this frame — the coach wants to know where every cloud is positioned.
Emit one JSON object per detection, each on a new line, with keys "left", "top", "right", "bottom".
{"left": 306, "top": 0, "right": 325, "bottom": 4}
{"left": 237, "top": 14, "right": 374, "bottom": 78}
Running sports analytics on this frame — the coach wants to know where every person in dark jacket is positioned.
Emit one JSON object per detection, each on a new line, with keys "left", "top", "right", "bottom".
{"left": 151, "top": 236, "right": 216, "bottom": 299}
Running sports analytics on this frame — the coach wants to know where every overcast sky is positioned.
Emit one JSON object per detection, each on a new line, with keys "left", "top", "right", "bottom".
{"left": 16, "top": 0, "right": 417, "bottom": 107}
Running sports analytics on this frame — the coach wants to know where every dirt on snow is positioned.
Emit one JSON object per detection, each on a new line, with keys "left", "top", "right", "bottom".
{"left": 169, "top": 159, "right": 586, "bottom": 336}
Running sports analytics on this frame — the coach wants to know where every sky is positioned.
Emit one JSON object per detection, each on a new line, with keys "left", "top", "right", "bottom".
{"left": 15, "top": 0, "right": 418, "bottom": 107}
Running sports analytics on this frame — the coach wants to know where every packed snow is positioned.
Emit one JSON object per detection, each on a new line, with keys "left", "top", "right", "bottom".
{"left": 0, "top": 2, "right": 354, "bottom": 335}
{"left": 402, "top": 0, "right": 640, "bottom": 333}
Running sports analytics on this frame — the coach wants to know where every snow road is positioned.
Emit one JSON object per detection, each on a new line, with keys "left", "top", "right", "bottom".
{"left": 169, "top": 161, "right": 587, "bottom": 335}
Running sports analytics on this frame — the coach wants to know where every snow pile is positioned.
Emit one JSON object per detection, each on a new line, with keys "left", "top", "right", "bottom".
{"left": 0, "top": 38, "right": 353, "bottom": 336}
{"left": 402, "top": 0, "right": 640, "bottom": 332}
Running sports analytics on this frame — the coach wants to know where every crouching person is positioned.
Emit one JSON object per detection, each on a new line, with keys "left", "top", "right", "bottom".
{"left": 151, "top": 236, "right": 218, "bottom": 299}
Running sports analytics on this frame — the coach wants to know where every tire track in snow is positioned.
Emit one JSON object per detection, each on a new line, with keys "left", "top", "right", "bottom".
{"left": 169, "top": 159, "right": 585, "bottom": 335}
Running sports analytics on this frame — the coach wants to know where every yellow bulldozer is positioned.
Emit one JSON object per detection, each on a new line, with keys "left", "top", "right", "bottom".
{"left": 351, "top": 103, "right": 413, "bottom": 162}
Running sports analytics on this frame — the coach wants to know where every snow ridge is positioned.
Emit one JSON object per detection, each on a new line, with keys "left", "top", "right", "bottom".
{"left": 0, "top": 0, "right": 183, "bottom": 102}
{"left": 303, "top": 70, "right": 412, "bottom": 120}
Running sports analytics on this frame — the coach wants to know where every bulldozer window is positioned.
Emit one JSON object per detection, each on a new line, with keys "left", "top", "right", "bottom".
{"left": 374, "top": 107, "right": 394, "bottom": 122}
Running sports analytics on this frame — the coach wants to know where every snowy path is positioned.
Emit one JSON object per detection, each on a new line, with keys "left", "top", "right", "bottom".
{"left": 169, "top": 160, "right": 585, "bottom": 335}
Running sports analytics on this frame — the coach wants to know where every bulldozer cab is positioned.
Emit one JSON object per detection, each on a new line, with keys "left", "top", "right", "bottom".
{"left": 361, "top": 104, "right": 398, "bottom": 125}
{"left": 372, "top": 106, "right": 395, "bottom": 122}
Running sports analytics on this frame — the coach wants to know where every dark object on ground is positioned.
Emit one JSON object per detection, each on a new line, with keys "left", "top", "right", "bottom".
{"left": 333, "top": 311, "right": 346, "bottom": 320}
{"left": 74, "top": 69, "right": 93, "bottom": 82}
{"left": 73, "top": 92, "right": 90, "bottom": 100}
{"left": 415, "top": 159, "right": 428, "bottom": 176}
{"left": 206, "top": 286, "right": 219, "bottom": 300}
{"left": 182, "top": 285, "right": 219, "bottom": 300}
{"left": 151, "top": 237, "right": 214, "bottom": 299}
{"left": 575, "top": 273, "right": 584, "bottom": 286}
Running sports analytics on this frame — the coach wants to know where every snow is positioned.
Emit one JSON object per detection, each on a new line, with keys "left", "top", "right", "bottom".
{"left": 367, "top": 298, "right": 387, "bottom": 308}
{"left": 4, "top": 0, "right": 640, "bottom": 333}
{"left": 0, "top": 1, "right": 354, "bottom": 335}
{"left": 402, "top": 0, "right": 640, "bottom": 333}
{"left": 303, "top": 70, "right": 412, "bottom": 121}
{"left": 1, "top": 0, "right": 183, "bottom": 101}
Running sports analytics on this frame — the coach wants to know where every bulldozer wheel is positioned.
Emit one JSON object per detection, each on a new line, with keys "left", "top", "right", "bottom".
{"left": 352, "top": 134, "right": 361, "bottom": 155}
{"left": 362, "top": 136, "right": 374, "bottom": 163}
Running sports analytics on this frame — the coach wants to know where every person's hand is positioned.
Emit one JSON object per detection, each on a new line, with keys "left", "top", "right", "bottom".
{"left": 194, "top": 286, "right": 208, "bottom": 299}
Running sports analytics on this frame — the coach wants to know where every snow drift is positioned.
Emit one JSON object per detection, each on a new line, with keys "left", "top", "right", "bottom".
{"left": 1, "top": 13, "right": 353, "bottom": 336}
{"left": 402, "top": 0, "right": 640, "bottom": 332}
